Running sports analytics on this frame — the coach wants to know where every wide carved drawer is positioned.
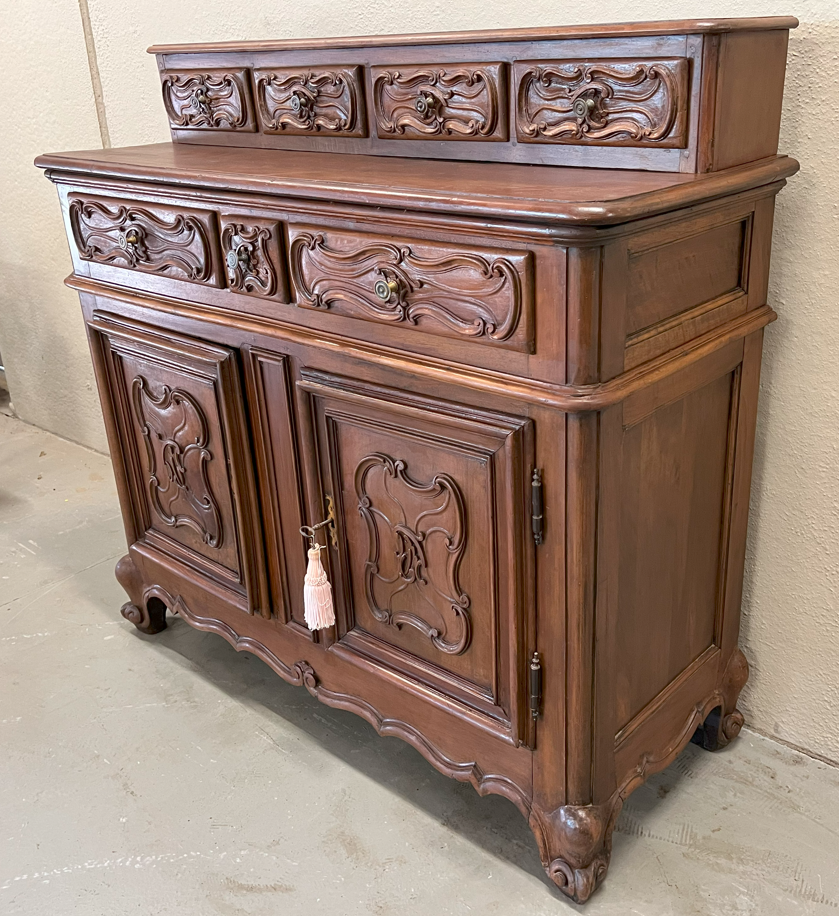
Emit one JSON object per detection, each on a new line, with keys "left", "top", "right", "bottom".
{"left": 253, "top": 66, "right": 366, "bottom": 136}
{"left": 287, "top": 226, "right": 533, "bottom": 351}
{"left": 513, "top": 57, "right": 689, "bottom": 148}
{"left": 371, "top": 62, "right": 507, "bottom": 141}
{"left": 160, "top": 68, "right": 257, "bottom": 131}
{"left": 68, "top": 195, "right": 224, "bottom": 287}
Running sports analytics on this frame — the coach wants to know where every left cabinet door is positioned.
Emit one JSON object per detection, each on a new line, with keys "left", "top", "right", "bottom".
{"left": 88, "top": 312, "right": 269, "bottom": 617}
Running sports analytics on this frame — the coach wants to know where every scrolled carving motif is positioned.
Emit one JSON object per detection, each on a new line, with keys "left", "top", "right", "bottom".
{"left": 372, "top": 63, "right": 505, "bottom": 140}
{"left": 131, "top": 376, "right": 223, "bottom": 548}
{"left": 515, "top": 57, "right": 688, "bottom": 147}
{"left": 161, "top": 70, "right": 252, "bottom": 130}
{"left": 254, "top": 67, "right": 364, "bottom": 136}
{"left": 288, "top": 230, "right": 524, "bottom": 345}
{"left": 355, "top": 453, "right": 471, "bottom": 655}
{"left": 69, "top": 198, "right": 213, "bottom": 283}
{"left": 221, "top": 221, "right": 279, "bottom": 298}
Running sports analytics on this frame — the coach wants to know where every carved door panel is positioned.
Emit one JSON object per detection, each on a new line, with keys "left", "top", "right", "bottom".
{"left": 88, "top": 313, "right": 268, "bottom": 617}
{"left": 298, "top": 369, "right": 535, "bottom": 743}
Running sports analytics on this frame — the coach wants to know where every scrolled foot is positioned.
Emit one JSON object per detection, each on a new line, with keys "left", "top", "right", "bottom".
{"left": 115, "top": 554, "right": 168, "bottom": 634}
{"left": 120, "top": 598, "right": 168, "bottom": 635}
{"left": 694, "top": 648, "right": 749, "bottom": 751}
{"left": 547, "top": 852, "right": 610, "bottom": 903}
{"left": 530, "top": 800, "right": 619, "bottom": 903}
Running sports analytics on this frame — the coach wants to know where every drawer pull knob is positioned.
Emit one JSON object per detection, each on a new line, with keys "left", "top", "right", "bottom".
{"left": 291, "top": 90, "right": 312, "bottom": 114}
{"left": 374, "top": 277, "right": 400, "bottom": 301}
{"left": 414, "top": 93, "right": 439, "bottom": 118}
{"left": 572, "top": 96, "right": 597, "bottom": 119}
{"left": 118, "top": 229, "right": 140, "bottom": 249}
{"left": 192, "top": 86, "right": 212, "bottom": 115}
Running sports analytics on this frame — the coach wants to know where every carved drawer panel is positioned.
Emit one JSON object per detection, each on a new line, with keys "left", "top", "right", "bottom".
{"left": 220, "top": 215, "right": 289, "bottom": 301}
{"left": 287, "top": 226, "right": 532, "bottom": 351}
{"left": 88, "top": 314, "right": 268, "bottom": 616}
{"left": 371, "top": 62, "right": 507, "bottom": 141}
{"left": 299, "top": 370, "right": 535, "bottom": 740}
{"left": 161, "top": 68, "right": 256, "bottom": 131}
{"left": 254, "top": 66, "right": 366, "bottom": 136}
{"left": 68, "top": 195, "right": 223, "bottom": 287}
{"left": 513, "top": 58, "right": 689, "bottom": 148}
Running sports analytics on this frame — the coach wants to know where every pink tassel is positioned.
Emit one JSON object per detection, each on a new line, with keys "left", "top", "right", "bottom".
{"left": 303, "top": 545, "right": 335, "bottom": 630}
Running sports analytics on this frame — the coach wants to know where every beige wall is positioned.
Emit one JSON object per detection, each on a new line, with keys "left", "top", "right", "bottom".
{"left": 2, "top": 1, "right": 837, "bottom": 763}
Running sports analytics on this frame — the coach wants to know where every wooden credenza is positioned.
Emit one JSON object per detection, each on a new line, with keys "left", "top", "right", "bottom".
{"left": 38, "top": 17, "right": 798, "bottom": 902}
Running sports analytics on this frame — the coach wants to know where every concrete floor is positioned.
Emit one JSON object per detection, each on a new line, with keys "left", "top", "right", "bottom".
{"left": 1, "top": 411, "right": 838, "bottom": 916}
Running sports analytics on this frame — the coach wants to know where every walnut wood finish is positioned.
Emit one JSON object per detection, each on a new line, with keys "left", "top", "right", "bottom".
{"left": 38, "top": 17, "right": 797, "bottom": 904}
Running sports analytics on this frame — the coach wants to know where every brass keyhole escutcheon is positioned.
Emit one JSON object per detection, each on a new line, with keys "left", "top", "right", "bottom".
{"left": 374, "top": 278, "right": 399, "bottom": 301}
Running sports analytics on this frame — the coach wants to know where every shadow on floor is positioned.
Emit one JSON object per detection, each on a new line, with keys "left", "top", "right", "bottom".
{"left": 129, "top": 609, "right": 695, "bottom": 900}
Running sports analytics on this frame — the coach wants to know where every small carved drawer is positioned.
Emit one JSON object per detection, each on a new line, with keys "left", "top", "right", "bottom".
{"left": 287, "top": 226, "right": 532, "bottom": 351}
{"left": 371, "top": 62, "right": 507, "bottom": 141}
{"left": 160, "top": 68, "right": 257, "bottom": 131}
{"left": 68, "top": 195, "right": 224, "bottom": 287}
{"left": 513, "top": 58, "right": 689, "bottom": 147}
{"left": 254, "top": 66, "right": 366, "bottom": 136}
{"left": 220, "top": 215, "right": 289, "bottom": 302}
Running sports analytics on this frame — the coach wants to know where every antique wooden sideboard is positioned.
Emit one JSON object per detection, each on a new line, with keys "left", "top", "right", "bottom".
{"left": 38, "top": 17, "right": 798, "bottom": 902}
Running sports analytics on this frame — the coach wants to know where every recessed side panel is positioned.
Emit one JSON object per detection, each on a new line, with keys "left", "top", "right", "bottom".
{"left": 614, "top": 366, "right": 738, "bottom": 730}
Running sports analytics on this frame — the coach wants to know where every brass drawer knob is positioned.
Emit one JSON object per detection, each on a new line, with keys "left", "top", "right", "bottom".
{"left": 291, "top": 90, "right": 311, "bottom": 113}
{"left": 573, "top": 96, "right": 597, "bottom": 119}
{"left": 374, "top": 277, "right": 400, "bottom": 301}
{"left": 414, "top": 93, "right": 439, "bottom": 118}
{"left": 118, "top": 229, "right": 139, "bottom": 249}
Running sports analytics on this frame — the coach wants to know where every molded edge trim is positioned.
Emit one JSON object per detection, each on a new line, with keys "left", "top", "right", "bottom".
{"left": 147, "top": 18, "right": 799, "bottom": 55}
{"left": 35, "top": 151, "right": 799, "bottom": 226}
{"left": 71, "top": 272, "right": 776, "bottom": 413}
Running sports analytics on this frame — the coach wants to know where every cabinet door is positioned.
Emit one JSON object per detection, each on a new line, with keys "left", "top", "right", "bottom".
{"left": 298, "top": 369, "right": 535, "bottom": 743}
{"left": 88, "top": 313, "right": 268, "bottom": 617}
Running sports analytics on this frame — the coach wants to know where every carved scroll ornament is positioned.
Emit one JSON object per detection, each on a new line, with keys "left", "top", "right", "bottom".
{"left": 373, "top": 63, "right": 506, "bottom": 140}
{"left": 515, "top": 58, "right": 688, "bottom": 147}
{"left": 289, "top": 230, "right": 525, "bottom": 345}
{"left": 356, "top": 454, "right": 471, "bottom": 655}
{"left": 161, "top": 70, "right": 253, "bottom": 130}
{"left": 221, "top": 221, "right": 280, "bottom": 298}
{"left": 254, "top": 67, "right": 364, "bottom": 136}
{"left": 131, "top": 376, "right": 222, "bottom": 548}
{"left": 69, "top": 198, "right": 214, "bottom": 284}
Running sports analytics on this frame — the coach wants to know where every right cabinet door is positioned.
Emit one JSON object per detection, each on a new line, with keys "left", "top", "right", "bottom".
{"left": 298, "top": 368, "right": 536, "bottom": 744}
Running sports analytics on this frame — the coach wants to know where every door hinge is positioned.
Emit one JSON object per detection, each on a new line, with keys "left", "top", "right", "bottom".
{"left": 530, "top": 651, "right": 542, "bottom": 719}
{"left": 531, "top": 468, "right": 544, "bottom": 545}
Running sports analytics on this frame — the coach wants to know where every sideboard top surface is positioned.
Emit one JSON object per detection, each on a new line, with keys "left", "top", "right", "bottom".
{"left": 148, "top": 17, "right": 798, "bottom": 54}
{"left": 35, "top": 143, "right": 799, "bottom": 227}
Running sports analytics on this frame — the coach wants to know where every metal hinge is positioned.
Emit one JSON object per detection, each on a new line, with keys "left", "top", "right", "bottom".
{"left": 531, "top": 468, "right": 544, "bottom": 545}
{"left": 530, "top": 651, "right": 542, "bottom": 719}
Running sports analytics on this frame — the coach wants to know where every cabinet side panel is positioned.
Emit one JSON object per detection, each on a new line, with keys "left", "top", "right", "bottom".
{"left": 614, "top": 369, "right": 735, "bottom": 728}
{"left": 709, "top": 30, "right": 789, "bottom": 171}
